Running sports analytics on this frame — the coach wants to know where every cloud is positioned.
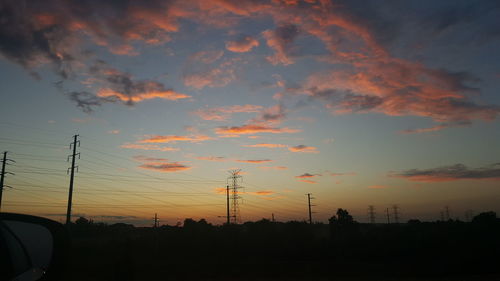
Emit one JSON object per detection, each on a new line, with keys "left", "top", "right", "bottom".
{"left": 236, "top": 159, "right": 272, "bottom": 164}
{"left": 263, "top": 24, "right": 300, "bottom": 65}
{"left": 299, "top": 179, "right": 317, "bottom": 184}
{"left": 242, "top": 143, "right": 287, "bottom": 148}
{"left": 295, "top": 173, "right": 321, "bottom": 183}
{"left": 139, "top": 134, "right": 213, "bottom": 143}
{"left": 195, "top": 156, "right": 227, "bottom": 162}
{"left": 193, "top": 104, "right": 263, "bottom": 121}
{"left": 295, "top": 173, "right": 320, "bottom": 179}
{"left": 213, "top": 187, "right": 227, "bottom": 194}
{"left": 249, "top": 190, "right": 274, "bottom": 196}
{"left": 252, "top": 104, "right": 287, "bottom": 125}
{"left": 288, "top": 145, "right": 318, "bottom": 153}
{"left": 67, "top": 91, "right": 113, "bottom": 113}
{"left": 67, "top": 63, "right": 190, "bottom": 111}
{"left": 135, "top": 156, "right": 191, "bottom": 173}
{"left": 398, "top": 122, "right": 470, "bottom": 134}
{"left": 330, "top": 172, "right": 356, "bottom": 177}
{"left": 259, "top": 166, "right": 288, "bottom": 170}
{"left": 215, "top": 124, "right": 299, "bottom": 135}
{"left": 107, "top": 130, "right": 120, "bottom": 134}
{"left": 121, "top": 143, "right": 179, "bottom": 152}
{"left": 390, "top": 163, "right": 500, "bottom": 182}
{"left": 183, "top": 50, "right": 238, "bottom": 89}
{"left": 226, "top": 35, "right": 259, "bottom": 53}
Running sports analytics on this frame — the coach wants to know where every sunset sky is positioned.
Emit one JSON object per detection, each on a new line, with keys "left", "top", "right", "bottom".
{"left": 0, "top": 0, "right": 499, "bottom": 225}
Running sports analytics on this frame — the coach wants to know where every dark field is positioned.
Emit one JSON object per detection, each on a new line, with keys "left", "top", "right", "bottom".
{"left": 64, "top": 211, "right": 500, "bottom": 281}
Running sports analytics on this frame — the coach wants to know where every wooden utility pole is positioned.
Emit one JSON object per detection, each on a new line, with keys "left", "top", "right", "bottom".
{"left": 66, "top": 135, "right": 80, "bottom": 225}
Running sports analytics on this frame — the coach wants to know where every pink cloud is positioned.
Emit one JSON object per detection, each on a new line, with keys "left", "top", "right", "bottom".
{"left": 195, "top": 156, "right": 227, "bottom": 162}
{"left": 226, "top": 35, "right": 259, "bottom": 53}
{"left": 121, "top": 143, "right": 179, "bottom": 152}
{"left": 236, "top": 159, "right": 272, "bottom": 164}
{"left": 135, "top": 156, "right": 191, "bottom": 173}
{"left": 259, "top": 166, "right": 288, "bottom": 170}
{"left": 193, "top": 104, "right": 263, "bottom": 121}
{"left": 215, "top": 124, "right": 300, "bottom": 135}
{"left": 288, "top": 145, "right": 318, "bottom": 153}
{"left": 242, "top": 143, "right": 287, "bottom": 148}
{"left": 139, "top": 134, "right": 213, "bottom": 143}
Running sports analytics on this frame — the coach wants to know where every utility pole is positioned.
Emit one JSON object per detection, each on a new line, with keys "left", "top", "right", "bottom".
{"left": 392, "top": 205, "right": 400, "bottom": 224}
{"left": 0, "top": 151, "right": 15, "bottom": 212}
{"left": 272, "top": 213, "right": 275, "bottom": 222}
{"left": 386, "top": 208, "right": 390, "bottom": 224}
{"left": 368, "top": 205, "right": 376, "bottom": 224}
{"left": 307, "top": 193, "right": 314, "bottom": 224}
{"left": 440, "top": 211, "right": 445, "bottom": 221}
{"left": 153, "top": 213, "right": 159, "bottom": 228}
{"left": 66, "top": 135, "right": 80, "bottom": 225}
{"left": 227, "top": 170, "right": 242, "bottom": 224}
{"left": 226, "top": 185, "right": 230, "bottom": 225}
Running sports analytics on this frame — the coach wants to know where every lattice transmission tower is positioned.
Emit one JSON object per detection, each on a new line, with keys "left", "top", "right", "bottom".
{"left": 227, "top": 169, "right": 243, "bottom": 224}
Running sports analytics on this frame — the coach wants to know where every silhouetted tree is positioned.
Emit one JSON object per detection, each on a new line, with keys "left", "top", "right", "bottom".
{"left": 75, "top": 216, "right": 90, "bottom": 225}
{"left": 472, "top": 211, "right": 497, "bottom": 224}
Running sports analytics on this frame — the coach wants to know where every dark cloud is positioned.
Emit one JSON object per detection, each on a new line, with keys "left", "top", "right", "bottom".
{"left": 67, "top": 91, "right": 114, "bottom": 113}
{"left": 263, "top": 23, "right": 300, "bottom": 65}
{"left": 295, "top": 173, "right": 320, "bottom": 178}
{"left": 390, "top": 163, "right": 500, "bottom": 182}
{"left": 0, "top": 1, "right": 75, "bottom": 78}
{"left": 65, "top": 61, "right": 189, "bottom": 111}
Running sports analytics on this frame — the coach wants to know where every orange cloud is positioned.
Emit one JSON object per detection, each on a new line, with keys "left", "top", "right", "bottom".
{"left": 242, "top": 143, "right": 287, "bottom": 148}
{"left": 134, "top": 156, "right": 191, "bottom": 173}
{"left": 259, "top": 166, "right": 288, "bottom": 170}
{"left": 299, "top": 179, "right": 317, "bottom": 184}
{"left": 139, "top": 134, "right": 213, "bottom": 144}
{"left": 107, "top": 130, "right": 120, "bottom": 134}
{"left": 139, "top": 162, "right": 191, "bottom": 172}
{"left": 226, "top": 36, "right": 259, "bottom": 53}
{"left": 193, "top": 104, "right": 263, "bottom": 121}
{"left": 236, "top": 159, "right": 272, "bottom": 164}
{"left": 213, "top": 187, "right": 227, "bottom": 194}
{"left": 215, "top": 124, "right": 299, "bottom": 135}
{"left": 288, "top": 145, "right": 318, "bottom": 153}
{"left": 121, "top": 143, "right": 179, "bottom": 152}
{"left": 97, "top": 88, "right": 190, "bottom": 103}
{"left": 249, "top": 190, "right": 274, "bottom": 196}
{"left": 195, "top": 156, "right": 227, "bottom": 162}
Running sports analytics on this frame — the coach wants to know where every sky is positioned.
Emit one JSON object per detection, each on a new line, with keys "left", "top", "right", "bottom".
{"left": 0, "top": 0, "right": 499, "bottom": 226}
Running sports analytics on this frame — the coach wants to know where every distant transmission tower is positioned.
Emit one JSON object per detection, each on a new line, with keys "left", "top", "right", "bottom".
{"left": 392, "top": 205, "right": 400, "bottom": 223}
{"left": 368, "top": 205, "right": 376, "bottom": 224}
{"left": 444, "top": 206, "right": 450, "bottom": 220}
{"left": 227, "top": 169, "right": 243, "bottom": 224}
{"left": 153, "top": 213, "right": 159, "bottom": 228}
